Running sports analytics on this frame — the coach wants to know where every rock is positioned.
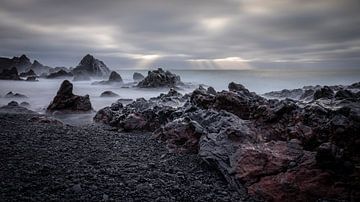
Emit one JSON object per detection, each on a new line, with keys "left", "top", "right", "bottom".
{"left": 100, "top": 91, "right": 119, "bottom": 97}
{"left": 108, "top": 71, "right": 123, "bottom": 82}
{"left": 47, "top": 80, "right": 92, "bottom": 113}
{"left": 46, "top": 70, "right": 73, "bottom": 79}
{"left": 92, "top": 71, "right": 123, "bottom": 85}
{"left": 137, "top": 68, "right": 182, "bottom": 88}
{"left": 335, "top": 89, "right": 355, "bottom": 100}
{"left": 263, "top": 88, "right": 304, "bottom": 100}
{"left": 72, "top": 184, "right": 82, "bottom": 193}
{"left": 28, "top": 115, "right": 63, "bottom": 125}
{"left": 28, "top": 60, "right": 52, "bottom": 75}
{"left": 313, "top": 86, "right": 334, "bottom": 100}
{"left": 0, "top": 101, "right": 36, "bottom": 114}
{"left": 4, "top": 91, "right": 28, "bottom": 98}
{"left": 0, "top": 67, "right": 21, "bottom": 80}
{"left": 19, "top": 69, "right": 36, "bottom": 77}
{"left": 73, "top": 74, "right": 91, "bottom": 81}
{"left": 0, "top": 54, "right": 31, "bottom": 73}
{"left": 26, "top": 76, "right": 38, "bottom": 81}
{"left": 133, "top": 72, "right": 145, "bottom": 81}
{"left": 71, "top": 54, "right": 110, "bottom": 77}
{"left": 20, "top": 101, "right": 30, "bottom": 107}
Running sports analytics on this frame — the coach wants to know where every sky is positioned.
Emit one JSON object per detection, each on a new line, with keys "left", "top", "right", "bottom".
{"left": 0, "top": 0, "right": 359, "bottom": 70}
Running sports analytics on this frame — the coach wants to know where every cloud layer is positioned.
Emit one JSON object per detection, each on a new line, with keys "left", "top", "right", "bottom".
{"left": 0, "top": 0, "right": 359, "bottom": 69}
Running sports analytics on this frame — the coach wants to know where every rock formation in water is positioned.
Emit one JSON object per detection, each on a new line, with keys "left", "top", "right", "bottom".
{"left": 0, "top": 55, "right": 32, "bottom": 73}
{"left": 95, "top": 81, "right": 360, "bottom": 201}
{"left": 92, "top": 71, "right": 123, "bottom": 85}
{"left": 27, "top": 60, "right": 52, "bottom": 75}
{"left": 0, "top": 101, "right": 36, "bottom": 114}
{"left": 71, "top": 54, "right": 111, "bottom": 77}
{"left": 47, "top": 80, "right": 92, "bottom": 113}
{"left": 46, "top": 70, "right": 73, "bottom": 79}
{"left": 4, "top": 91, "right": 28, "bottom": 98}
{"left": 133, "top": 72, "right": 145, "bottom": 81}
{"left": 19, "top": 69, "right": 37, "bottom": 77}
{"left": 0, "top": 67, "right": 21, "bottom": 80}
{"left": 100, "top": 91, "right": 119, "bottom": 97}
{"left": 26, "top": 76, "right": 38, "bottom": 81}
{"left": 137, "top": 68, "right": 182, "bottom": 88}
{"left": 73, "top": 74, "right": 91, "bottom": 81}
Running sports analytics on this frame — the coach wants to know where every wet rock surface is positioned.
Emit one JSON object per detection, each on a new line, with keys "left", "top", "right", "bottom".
{"left": 72, "top": 54, "right": 111, "bottom": 77}
{"left": 19, "top": 69, "right": 37, "bottom": 77}
{"left": 92, "top": 71, "right": 123, "bottom": 85}
{"left": 46, "top": 69, "right": 73, "bottom": 79}
{"left": 47, "top": 80, "right": 92, "bottom": 113}
{"left": 137, "top": 68, "right": 183, "bottom": 88}
{"left": 100, "top": 91, "right": 119, "bottom": 97}
{"left": 0, "top": 113, "right": 249, "bottom": 201}
{"left": 0, "top": 67, "right": 21, "bottom": 80}
{"left": 133, "top": 72, "right": 145, "bottom": 81}
{"left": 96, "top": 81, "right": 360, "bottom": 201}
{"left": 4, "top": 91, "right": 28, "bottom": 98}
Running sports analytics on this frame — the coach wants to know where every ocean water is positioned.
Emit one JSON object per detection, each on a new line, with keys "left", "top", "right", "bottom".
{"left": 0, "top": 69, "right": 359, "bottom": 124}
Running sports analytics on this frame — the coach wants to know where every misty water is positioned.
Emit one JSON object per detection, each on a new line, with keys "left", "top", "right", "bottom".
{"left": 1, "top": 69, "right": 359, "bottom": 125}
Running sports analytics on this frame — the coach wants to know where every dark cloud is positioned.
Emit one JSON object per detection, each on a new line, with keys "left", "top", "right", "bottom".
{"left": 0, "top": 0, "right": 359, "bottom": 69}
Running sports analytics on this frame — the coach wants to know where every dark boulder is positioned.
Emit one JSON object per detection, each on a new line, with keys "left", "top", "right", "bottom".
{"left": 108, "top": 71, "right": 123, "bottom": 82}
{"left": 4, "top": 91, "right": 28, "bottom": 98}
{"left": 133, "top": 72, "right": 145, "bottom": 81}
{"left": 100, "top": 91, "right": 119, "bottom": 97}
{"left": 0, "top": 67, "right": 21, "bottom": 80}
{"left": 335, "top": 89, "right": 355, "bottom": 100}
{"left": 313, "top": 86, "right": 334, "bottom": 100}
{"left": 0, "top": 101, "right": 36, "bottom": 114}
{"left": 47, "top": 80, "right": 92, "bottom": 113}
{"left": 137, "top": 68, "right": 182, "bottom": 88}
{"left": 0, "top": 54, "right": 31, "bottom": 73}
{"left": 26, "top": 76, "right": 38, "bottom": 81}
{"left": 71, "top": 54, "right": 110, "bottom": 77}
{"left": 46, "top": 70, "right": 73, "bottom": 79}
{"left": 19, "top": 69, "right": 36, "bottom": 77}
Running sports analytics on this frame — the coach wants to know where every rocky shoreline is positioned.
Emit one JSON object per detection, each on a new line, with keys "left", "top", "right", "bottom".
{"left": 0, "top": 76, "right": 359, "bottom": 201}
{"left": 0, "top": 112, "right": 252, "bottom": 201}
{"left": 94, "top": 81, "right": 360, "bottom": 201}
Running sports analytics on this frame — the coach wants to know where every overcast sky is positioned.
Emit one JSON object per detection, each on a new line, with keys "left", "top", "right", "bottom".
{"left": 0, "top": 0, "right": 359, "bottom": 70}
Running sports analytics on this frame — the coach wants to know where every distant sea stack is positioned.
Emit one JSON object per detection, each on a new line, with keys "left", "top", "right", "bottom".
{"left": 0, "top": 54, "right": 32, "bottom": 73}
{"left": 72, "top": 54, "right": 111, "bottom": 78}
{"left": 47, "top": 80, "right": 92, "bottom": 113}
{"left": 133, "top": 72, "right": 145, "bottom": 81}
{"left": 137, "top": 68, "right": 182, "bottom": 88}
{"left": 27, "top": 60, "right": 52, "bottom": 75}
{"left": 0, "top": 67, "right": 21, "bottom": 80}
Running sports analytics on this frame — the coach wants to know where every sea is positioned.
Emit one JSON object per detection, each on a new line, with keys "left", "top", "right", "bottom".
{"left": 0, "top": 69, "right": 359, "bottom": 124}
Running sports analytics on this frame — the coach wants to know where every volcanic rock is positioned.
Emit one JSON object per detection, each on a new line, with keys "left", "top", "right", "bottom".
{"left": 71, "top": 54, "right": 110, "bottom": 77}
{"left": 0, "top": 67, "right": 21, "bottom": 80}
{"left": 19, "top": 69, "right": 36, "bottom": 77}
{"left": 100, "top": 91, "right": 119, "bottom": 97}
{"left": 4, "top": 91, "right": 28, "bottom": 98}
{"left": 137, "top": 68, "right": 182, "bottom": 88}
{"left": 133, "top": 72, "right": 145, "bottom": 81}
{"left": 46, "top": 70, "right": 73, "bottom": 79}
{"left": 47, "top": 80, "right": 92, "bottom": 113}
{"left": 26, "top": 76, "right": 38, "bottom": 81}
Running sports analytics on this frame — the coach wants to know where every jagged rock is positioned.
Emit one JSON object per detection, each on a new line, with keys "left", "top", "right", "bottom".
{"left": 133, "top": 72, "right": 145, "bottom": 81}
{"left": 0, "top": 67, "right": 21, "bottom": 80}
{"left": 73, "top": 74, "right": 91, "bottom": 81}
{"left": 19, "top": 69, "right": 36, "bottom": 77}
{"left": 95, "top": 81, "right": 360, "bottom": 201}
{"left": 0, "top": 54, "right": 31, "bottom": 73}
{"left": 108, "top": 71, "right": 123, "bottom": 82}
{"left": 4, "top": 91, "right": 28, "bottom": 98}
{"left": 92, "top": 71, "right": 123, "bottom": 85}
{"left": 137, "top": 68, "right": 182, "bottom": 88}
{"left": 49, "top": 66, "right": 70, "bottom": 74}
{"left": 71, "top": 54, "right": 110, "bottom": 77}
{"left": 313, "top": 86, "right": 334, "bottom": 100}
{"left": 0, "top": 101, "right": 35, "bottom": 114}
{"left": 47, "top": 80, "right": 92, "bottom": 113}
{"left": 100, "top": 91, "right": 119, "bottom": 97}
{"left": 28, "top": 115, "right": 63, "bottom": 125}
{"left": 263, "top": 88, "right": 304, "bottom": 100}
{"left": 335, "top": 89, "right": 355, "bottom": 100}
{"left": 20, "top": 101, "right": 30, "bottom": 107}
{"left": 26, "top": 76, "right": 38, "bottom": 81}
{"left": 46, "top": 70, "right": 73, "bottom": 79}
{"left": 27, "top": 60, "right": 52, "bottom": 75}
